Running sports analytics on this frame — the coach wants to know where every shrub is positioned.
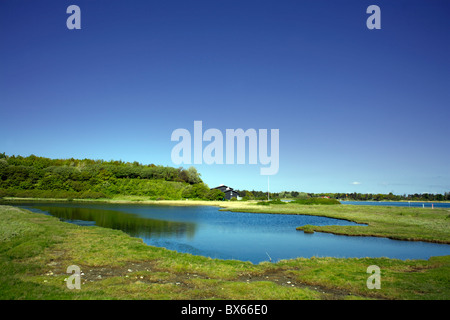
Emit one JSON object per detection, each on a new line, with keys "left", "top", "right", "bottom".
{"left": 205, "top": 189, "right": 225, "bottom": 201}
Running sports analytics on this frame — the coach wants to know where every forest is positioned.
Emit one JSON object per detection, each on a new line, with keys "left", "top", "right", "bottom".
{"left": 0, "top": 153, "right": 224, "bottom": 200}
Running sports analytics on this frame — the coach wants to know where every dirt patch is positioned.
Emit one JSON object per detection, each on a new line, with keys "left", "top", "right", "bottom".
{"left": 42, "top": 259, "right": 373, "bottom": 299}
{"left": 235, "top": 269, "right": 353, "bottom": 300}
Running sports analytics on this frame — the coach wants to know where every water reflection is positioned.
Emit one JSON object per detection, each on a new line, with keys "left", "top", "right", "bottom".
{"left": 5, "top": 201, "right": 449, "bottom": 263}
{"left": 30, "top": 206, "right": 197, "bottom": 239}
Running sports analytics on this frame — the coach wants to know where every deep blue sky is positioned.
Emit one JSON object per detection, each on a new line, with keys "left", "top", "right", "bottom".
{"left": 1, "top": 0, "right": 449, "bottom": 194}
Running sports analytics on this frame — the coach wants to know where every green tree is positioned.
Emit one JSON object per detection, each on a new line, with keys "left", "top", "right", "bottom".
{"left": 185, "top": 167, "right": 202, "bottom": 184}
{"left": 206, "top": 189, "right": 225, "bottom": 201}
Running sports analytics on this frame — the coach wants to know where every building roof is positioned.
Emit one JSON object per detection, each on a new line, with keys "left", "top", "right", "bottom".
{"left": 211, "top": 185, "right": 239, "bottom": 194}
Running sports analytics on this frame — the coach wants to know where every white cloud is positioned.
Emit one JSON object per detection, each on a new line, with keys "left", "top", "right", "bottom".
{"left": 350, "top": 181, "right": 361, "bottom": 185}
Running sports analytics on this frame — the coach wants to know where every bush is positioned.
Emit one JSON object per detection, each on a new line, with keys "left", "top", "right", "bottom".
{"left": 205, "top": 189, "right": 225, "bottom": 201}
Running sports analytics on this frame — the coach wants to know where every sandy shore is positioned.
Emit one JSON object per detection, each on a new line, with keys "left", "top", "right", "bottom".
{"left": 0, "top": 197, "right": 260, "bottom": 210}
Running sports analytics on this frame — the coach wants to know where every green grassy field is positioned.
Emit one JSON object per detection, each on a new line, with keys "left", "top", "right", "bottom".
{"left": 0, "top": 202, "right": 449, "bottom": 300}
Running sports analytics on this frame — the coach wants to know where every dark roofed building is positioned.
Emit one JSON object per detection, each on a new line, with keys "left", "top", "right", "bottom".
{"left": 211, "top": 184, "right": 240, "bottom": 200}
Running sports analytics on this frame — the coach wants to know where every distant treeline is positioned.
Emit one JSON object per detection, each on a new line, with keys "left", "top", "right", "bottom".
{"left": 237, "top": 190, "right": 311, "bottom": 201}
{"left": 0, "top": 153, "right": 225, "bottom": 200}
{"left": 257, "top": 198, "right": 341, "bottom": 205}
{"left": 237, "top": 190, "right": 450, "bottom": 202}
{"left": 308, "top": 192, "right": 450, "bottom": 202}
{"left": 2, "top": 153, "right": 448, "bottom": 202}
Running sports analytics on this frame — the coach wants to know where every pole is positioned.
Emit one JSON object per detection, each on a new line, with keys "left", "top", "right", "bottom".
{"left": 268, "top": 176, "right": 270, "bottom": 201}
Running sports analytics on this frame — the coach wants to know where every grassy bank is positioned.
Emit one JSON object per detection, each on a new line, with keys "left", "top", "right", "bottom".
{"left": 0, "top": 204, "right": 449, "bottom": 300}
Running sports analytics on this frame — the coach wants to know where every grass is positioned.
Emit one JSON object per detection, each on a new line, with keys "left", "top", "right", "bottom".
{"left": 0, "top": 204, "right": 449, "bottom": 300}
{"left": 291, "top": 198, "right": 341, "bottom": 205}
{"left": 218, "top": 201, "right": 450, "bottom": 244}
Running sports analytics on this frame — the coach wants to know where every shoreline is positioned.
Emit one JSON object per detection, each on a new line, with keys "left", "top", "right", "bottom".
{"left": 1, "top": 200, "right": 449, "bottom": 300}
{"left": 0, "top": 197, "right": 243, "bottom": 208}
{"left": 2, "top": 196, "right": 450, "bottom": 245}
{"left": 3, "top": 196, "right": 450, "bottom": 204}
{"left": 1, "top": 204, "right": 449, "bottom": 300}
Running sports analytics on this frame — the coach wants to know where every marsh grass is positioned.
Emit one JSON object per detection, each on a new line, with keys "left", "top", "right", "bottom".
{"left": 0, "top": 204, "right": 449, "bottom": 300}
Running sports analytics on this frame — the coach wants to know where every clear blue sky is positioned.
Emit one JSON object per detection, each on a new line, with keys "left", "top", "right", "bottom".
{"left": 1, "top": 0, "right": 449, "bottom": 194}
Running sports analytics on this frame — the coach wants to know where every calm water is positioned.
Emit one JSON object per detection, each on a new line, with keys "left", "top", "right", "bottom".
{"left": 9, "top": 202, "right": 450, "bottom": 264}
{"left": 341, "top": 201, "right": 450, "bottom": 208}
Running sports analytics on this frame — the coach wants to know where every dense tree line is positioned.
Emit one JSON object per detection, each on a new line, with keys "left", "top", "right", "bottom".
{"left": 308, "top": 192, "right": 450, "bottom": 202}
{"left": 0, "top": 153, "right": 224, "bottom": 200}
{"left": 237, "top": 189, "right": 450, "bottom": 202}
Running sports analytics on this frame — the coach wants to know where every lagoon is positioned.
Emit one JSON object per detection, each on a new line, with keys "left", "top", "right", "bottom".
{"left": 10, "top": 202, "right": 450, "bottom": 264}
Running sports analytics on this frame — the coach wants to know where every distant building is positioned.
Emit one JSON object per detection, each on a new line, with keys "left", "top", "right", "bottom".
{"left": 211, "top": 184, "right": 240, "bottom": 200}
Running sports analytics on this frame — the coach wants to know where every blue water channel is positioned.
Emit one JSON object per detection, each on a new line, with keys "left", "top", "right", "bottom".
{"left": 11, "top": 202, "right": 450, "bottom": 264}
